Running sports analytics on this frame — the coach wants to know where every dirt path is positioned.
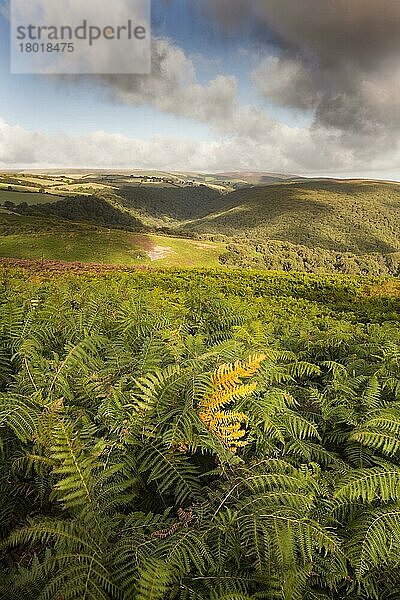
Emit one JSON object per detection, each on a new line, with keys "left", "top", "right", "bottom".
{"left": 129, "top": 235, "right": 175, "bottom": 261}
{"left": 146, "top": 246, "right": 175, "bottom": 261}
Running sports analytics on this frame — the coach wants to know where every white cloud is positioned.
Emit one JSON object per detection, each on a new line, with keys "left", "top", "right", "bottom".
{"left": 2, "top": 24, "right": 398, "bottom": 178}
{"left": 2, "top": 1, "right": 399, "bottom": 179}
{"left": 93, "top": 38, "right": 400, "bottom": 177}
{"left": 0, "top": 117, "right": 399, "bottom": 179}
{"left": 99, "top": 39, "right": 238, "bottom": 129}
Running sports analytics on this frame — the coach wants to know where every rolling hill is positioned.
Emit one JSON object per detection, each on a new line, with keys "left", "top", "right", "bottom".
{"left": 0, "top": 171, "right": 399, "bottom": 275}
{"left": 215, "top": 171, "right": 302, "bottom": 184}
{"left": 180, "top": 180, "right": 400, "bottom": 253}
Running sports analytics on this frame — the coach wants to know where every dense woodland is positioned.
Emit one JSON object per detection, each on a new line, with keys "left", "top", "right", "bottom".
{"left": 11, "top": 195, "right": 144, "bottom": 231}
{"left": 118, "top": 185, "right": 223, "bottom": 220}
{"left": 181, "top": 181, "right": 400, "bottom": 254}
{"left": 219, "top": 240, "right": 400, "bottom": 276}
{"left": 0, "top": 268, "right": 400, "bottom": 599}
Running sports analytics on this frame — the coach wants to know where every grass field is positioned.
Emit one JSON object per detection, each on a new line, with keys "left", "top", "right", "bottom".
{"left": 0, "top": 173, "right": 116, "bottom": 198}
{"left": 0, "top": 213, "right": 224, "bottom": 267}
{"left": 0, "top": 189, "right": 62, "bottom": 205}
{"left": 143, "top": 235, "right": 224, "bottom": 267}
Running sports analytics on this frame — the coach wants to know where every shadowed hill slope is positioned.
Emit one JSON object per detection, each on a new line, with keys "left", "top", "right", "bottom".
{"left": 14, "top": 195, "right": 145, "bottom": 231}
{"left": 117, "top": 184, "right": 223, "bottom": 220}
{"left": 180, "top": 180, "right": 400, "bottom": 254}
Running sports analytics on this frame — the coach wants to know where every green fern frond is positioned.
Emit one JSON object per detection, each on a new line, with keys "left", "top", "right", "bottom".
{"left": 335, "top": 467, "right": 400, "bottom": 502}
{"left": 138, "top": 441, "right": 203, "bottom": 504}
{"left": 131, "top": 364, "right": 183, "bottom": 414}
{"left": 350, "top": 429, "right": 400, "bottom": 457}
{"left": 346, "top": 508, "right": 400, "bottom": 578}
{"left": 0, "top": 391, "right": 42, "bottom": 442}
{"left": 136, "top": 558, "right": 173, "bottom": 600}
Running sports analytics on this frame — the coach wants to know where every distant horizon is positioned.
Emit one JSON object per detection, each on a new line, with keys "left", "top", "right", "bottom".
{"left": 1, "top": 167, "right": 399, "bottom": 184}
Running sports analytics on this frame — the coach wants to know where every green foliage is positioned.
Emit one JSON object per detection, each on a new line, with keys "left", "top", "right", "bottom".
{"left": 0, "top": 268, "right": 399, "bottom": 598}
{"left": 0, "top": 216, "right": 223, "bottom": 267}
{"left": 2, "top": 178, "right": 400, "bottom": 275}
{"left": 118, "top": 184, "right": 222, "bottom": 220}
{"left": 219, "top": 239, "right": 400, "bottom": 277}
{"left": 14, "top": 195, "right": 144, "bottom": 230}
{"left": 182, "top": 180, "right": 400, "bottom": 253}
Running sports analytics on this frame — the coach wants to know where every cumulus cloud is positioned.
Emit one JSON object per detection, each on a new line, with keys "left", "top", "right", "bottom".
{"left": 99, "top": 39, "right": 238, "bottom": 129}
{"left": 88, "top": 4, "right": 399, "bottom": 176}
{"left": 0, "top": 118, "right": 211, "bottom": 171}
{"left": 1, "top": 116, "right": 399, "bottom": 178}
{"left": 252, "top": 56, "right": 320, "bottom": 112}
{"left": 0, "top": 116, "right": 290, "bottom": 171}
{"left": 98, "top": 39, "right": 286, "bottom": 146}
{"left": 194, "top": 0, "right": 400, "bottom": 151}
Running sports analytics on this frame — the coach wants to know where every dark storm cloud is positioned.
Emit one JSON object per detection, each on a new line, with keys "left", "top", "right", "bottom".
{"left": 197, "top": 0, "right": 400, "bottom": 146}
{"left": 196, "top": 0, "right": 400, "bottom": 65}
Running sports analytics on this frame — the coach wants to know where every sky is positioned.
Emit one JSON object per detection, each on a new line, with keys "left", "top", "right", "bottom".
{"left": 0, "top": 0, "right": 399, "bottom": 178}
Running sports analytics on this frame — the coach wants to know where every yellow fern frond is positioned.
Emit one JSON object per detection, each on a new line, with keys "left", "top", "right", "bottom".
{"left": 210, "top": 354, "right": 266, "bottom": 389}
{"left": 210, "top": 410, "right": 249, "bottom": 424}
{"left": 236, "top": 353, "right": 267, "bottom": 378}
{"left": 198, "top": 353, "right": 266, "bottom": 453}
{"left": 199, "top": 383, "right": 257, "bottom": 411}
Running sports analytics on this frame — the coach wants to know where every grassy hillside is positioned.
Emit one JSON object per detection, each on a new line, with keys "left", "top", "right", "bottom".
{"left": 0, "top": 189, "right": 62, "bottom": 205}
{"left": 0, "top": 172, "right": 116, "bottom": 196}
{"left": 216, "top": 170, "right": 302, "bottom": 184}
{"left": 4, "top": 174, "right": 399, "bottom": 255}
{"left": 0, "top": 213, "right": 223, "bottom": 267}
